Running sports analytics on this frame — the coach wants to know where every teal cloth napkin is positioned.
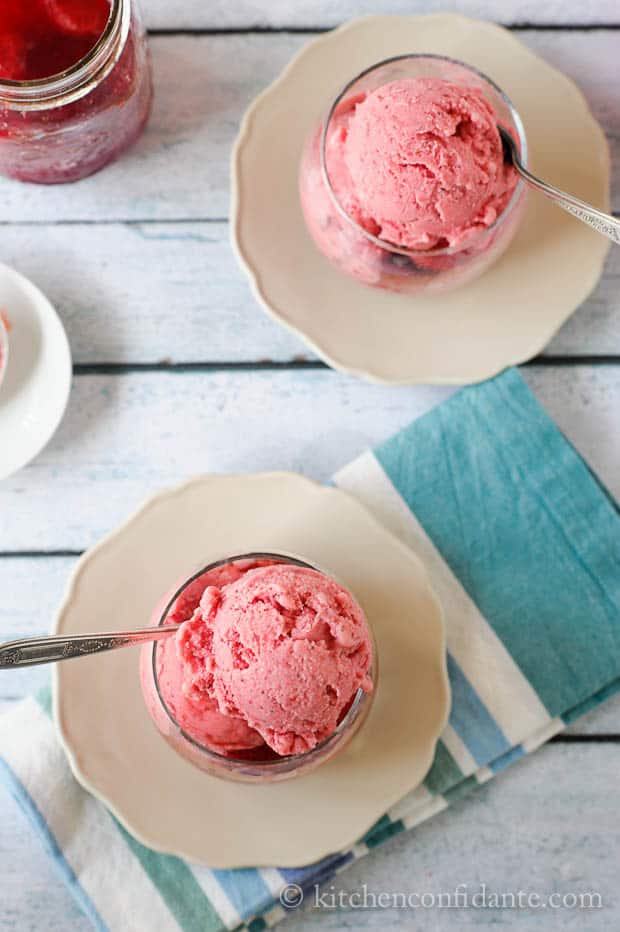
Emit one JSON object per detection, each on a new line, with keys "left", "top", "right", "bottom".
{"left": 1, "top": 368, "right": 619, "bottom": 932}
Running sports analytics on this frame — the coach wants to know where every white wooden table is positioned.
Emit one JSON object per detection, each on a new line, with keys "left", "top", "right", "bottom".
{"left": 1, "top": 2, "right": 619, "bottom": 930}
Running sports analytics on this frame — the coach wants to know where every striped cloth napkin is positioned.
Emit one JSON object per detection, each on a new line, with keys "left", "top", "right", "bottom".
{"left": 1, "top": 367, "right": 619, "bottom": 932}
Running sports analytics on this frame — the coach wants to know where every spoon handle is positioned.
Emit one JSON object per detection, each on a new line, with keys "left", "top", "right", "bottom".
{"left": 513, "top": 160, "right": 620, "bottom": 245}
{"left": 0, "top": 625, "right": 180, "bottom": 669}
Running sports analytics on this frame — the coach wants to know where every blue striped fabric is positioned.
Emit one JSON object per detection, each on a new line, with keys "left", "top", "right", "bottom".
{"left": 1, "top": 368, "right": 619, "bottom": 932}
{"left": 0, "top": 757, "right": 107, "bottom": 932}
{"left": 212, "top": 869, "right": 274, "bottom": 921}
{"left": 444, "top": 653, "right": 511, "bottom": 765}
{"left": 374, "top": 368, "right": 620, "bottom": 720}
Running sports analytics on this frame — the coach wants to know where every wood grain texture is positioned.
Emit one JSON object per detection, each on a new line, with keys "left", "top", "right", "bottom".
{"left": 0, "top": 31, "right": 617, "bottom": 222}
{"left": 563, "top": 697, "right": 620, "bottom": 736}
{"left": 1, "top": 743, "right": 617, "bottom": 930}
{"left": 2, "top": 224, "right": 618, "bottom": 364}
{"left": 140, "top": 0, "right": 620, "bottom": 30}
{"left": 0, "top": 366, "right": 617, "bottom": 552}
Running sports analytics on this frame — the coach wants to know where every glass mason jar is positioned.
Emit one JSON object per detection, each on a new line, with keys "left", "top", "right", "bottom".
{"left": 140, "top": 552, "right": 377, "bottom": 784}
{"left": 0, "top": 0, "right": 153, "bottom": 184}
{"left": 299, "top": 55, "right": 528, "bottom": 295}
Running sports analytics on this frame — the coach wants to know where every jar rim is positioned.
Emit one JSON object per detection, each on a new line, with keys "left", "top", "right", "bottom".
{"left": 320, "top": 53, "right": 528, "bottom": 258}
{"left": 151, "top": 551, "right": 376, "bottom": 771}
{"left": 0, "top": 0, "right": 131, "bottom": 110}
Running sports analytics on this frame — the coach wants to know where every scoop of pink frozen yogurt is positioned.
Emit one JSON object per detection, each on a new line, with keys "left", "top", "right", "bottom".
{"left": 176, "top": 563, "right": 373, "bottom": 756}
{"left": 326, "top": 77, "right": 517, "bottom": 250}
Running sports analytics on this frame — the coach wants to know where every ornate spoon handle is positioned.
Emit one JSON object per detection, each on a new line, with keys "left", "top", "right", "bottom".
{"left": 0, "top": 625, "right": 180, "bottom": 669}
{"left": 498, "top": 126, "right": 620, "bottom": 245}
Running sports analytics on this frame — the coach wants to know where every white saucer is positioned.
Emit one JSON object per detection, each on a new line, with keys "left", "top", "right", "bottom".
{"left": 232, "top": 14, "right": 610, "bottom": 384}
{"left": 0, "top": 264, "right": 71, "bottom": 479}
{"left": 53, "top": 473, "right": 449, "bottom": 868}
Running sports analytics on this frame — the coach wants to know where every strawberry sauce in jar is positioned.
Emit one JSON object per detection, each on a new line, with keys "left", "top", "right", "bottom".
{"left": 0, "top": 0, "right": 152, "bottom": 184}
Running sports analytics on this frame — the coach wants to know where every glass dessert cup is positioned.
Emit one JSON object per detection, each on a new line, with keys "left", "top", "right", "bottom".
{"left": 299, "top": 54, "right": 528, "bottom": 295}
{"left": 140, "top": 552, "right": 377, "bottom": 784}
{"left": 0, "top": 0, "right": 152, "bottom": 184}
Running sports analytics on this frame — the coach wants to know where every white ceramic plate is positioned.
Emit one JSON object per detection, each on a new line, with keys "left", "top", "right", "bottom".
{"left": 0, "top": 264, "right": 72, "bottom": 479}
{"left": 54, "top": 472, "right": 450, "bottom": 868}
{"left": 0, "top": 313, "right": 8, "bottom": 391}
{"left": 232, "top": 14, "right": 610, "bottom": 385}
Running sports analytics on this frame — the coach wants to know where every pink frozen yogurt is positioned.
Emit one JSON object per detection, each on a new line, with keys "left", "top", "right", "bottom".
{"left": 150, "top": 561, "right": 373, "bottom": 757}
{"left": 299, "top": 70, "right": 525, "bottom": 293}
{"left": 328, "top": 78, "right": 517, "bottom": 250}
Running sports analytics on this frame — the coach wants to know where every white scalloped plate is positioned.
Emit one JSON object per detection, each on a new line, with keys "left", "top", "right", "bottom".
{"left": 232, "top": 14, "right": 610, "bottom": 384}
{"left": 0, "top": 264, "right": 71, "bottom": 479}
{"left": 53, "top": 472, "right": 450, "bottom": 868}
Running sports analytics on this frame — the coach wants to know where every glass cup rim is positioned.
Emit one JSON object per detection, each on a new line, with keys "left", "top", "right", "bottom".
{"left": 151, "top": 550, "right": 376, "bottom": 770}
{"left": 320, "top": 53, "right": 528, "bottom": 258}
{"left": 0, "top": 0, "right": 130, "bottom": 110}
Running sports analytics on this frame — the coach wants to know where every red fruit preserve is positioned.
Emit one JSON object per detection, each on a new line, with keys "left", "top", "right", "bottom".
{"left": 0, "top": 0, "right": 152, "bottom": 184}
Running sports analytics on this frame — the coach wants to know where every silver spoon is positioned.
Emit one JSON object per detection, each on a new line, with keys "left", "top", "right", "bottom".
{"left": 498, "top": 126, "right": 620, "bottom": 245}
{"left": 0, "top": 625, "right": 181, "bottom": 669}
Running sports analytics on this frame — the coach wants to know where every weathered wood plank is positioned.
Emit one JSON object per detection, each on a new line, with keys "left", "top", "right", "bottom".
{"left": 0, "top": 32, "right": 617, "bottom": 222}
{"left": 2, "top": 223, "right": 618, "bottom": 364}
{"left": 1, "top": 742, "right": 618, "bottom": 930}
{"left": 140, "top": 0, "right": 620, "bottom": 30}
{"left": 0, "top": 370, "right": 450, "bottom": 551}
{"left": 564, "top": 696, "right": 620, "bottom": 736}
{"left": 1, "top": 221, "right": 312, "bottom": 364}
{"left": 0, "top": 365, "right": 617, "bottom": 550}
